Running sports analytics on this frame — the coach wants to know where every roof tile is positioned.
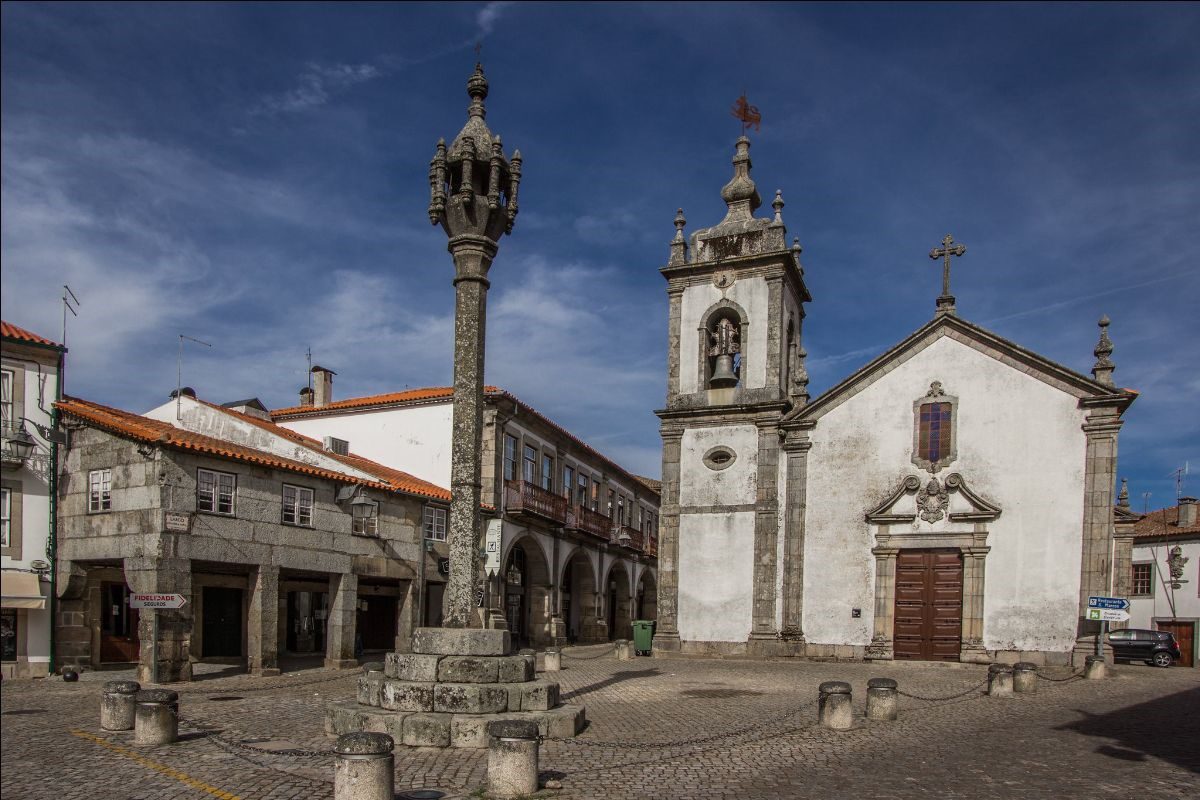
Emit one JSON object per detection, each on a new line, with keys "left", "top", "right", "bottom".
{"left": 1, "top": 320, "right": 63, "bottom": 349}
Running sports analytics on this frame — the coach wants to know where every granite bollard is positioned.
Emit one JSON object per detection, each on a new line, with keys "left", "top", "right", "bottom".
{"left": 1012, "top": 662, "right": 1038, "bottom": 693}
{"left": 1084, "top": 654, "right": 1106, "bottom": 680}
{"left": 134, "top": 689, "right": 179, "bottom": 746}
{"left": 487, "top": 719, "right": 539, "bottom": 798}
{"left": 101, "top": 680, "right": 141, "bottom": 731}
{"left": 544, "top": 648, "right": 561, "bottom": 672}
{"left": 865, "top": 678, "right": 898, "bottom": 721}
{"left": 818, "top": 681, "right": 853, "bottom": 730}
{"left": 334, "top": 732, "right": 394, "bottom": 800}
{"left": 615, "top": 639, "right": 631, "bottom": 661}
{"left": 987, "top": 663, "right": 1013, "bottom": 696}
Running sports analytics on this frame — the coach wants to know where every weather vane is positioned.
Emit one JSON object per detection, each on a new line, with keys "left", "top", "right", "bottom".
{"left": 731, "top": 93, "right": 762, "bottom": 134}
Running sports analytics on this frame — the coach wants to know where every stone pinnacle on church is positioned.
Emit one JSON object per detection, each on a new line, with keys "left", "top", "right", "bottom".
{"left": 668, "top": 208, "right": 688, "bottom": 265}
{"left": 1118, "top": 477, "right": 1130, "bottom": 508}
{"left": 1091, "top": 314, "right": 1115, "bottom": 387}
{"left": 719, "top": 136, "right": 762, "bottom": 223}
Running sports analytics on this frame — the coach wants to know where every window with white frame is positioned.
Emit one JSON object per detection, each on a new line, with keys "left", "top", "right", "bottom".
{"left": 282, "top": 484, "right": 314, "bottom": 526}
{"left": 89, "top": 469, "right": 112, "bottom": 512}
{"left": 0, "top": 369, "right": 13, "bottom": 426}
{"left": 0, "top": 487, "right": 10, "bottom": 548}
{"left": 197, "top": 468, "right": 236, "bottom": 515}
{"left": 424, "top": 506, "right": 448, "bottom": 541}
{"left": 352, "top": 502, "right": 379, "bottom": 536}
{"left": 504, "top": 434, "right": 517, "bottom": 482}
{"left": 522, "top": 445, "right": 537, "bottom": 484}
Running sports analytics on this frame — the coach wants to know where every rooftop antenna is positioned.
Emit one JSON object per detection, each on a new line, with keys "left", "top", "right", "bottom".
{"left": 176, "top": 334, "right": 212, "bottom": 421}
{"left": 1141, "top": 491, "right": 1152, "bottom": 516}
{"left": 61, "top": 285, "right": 80, "bottom": 393}
{"left": 306, "top": 346, "right": 313, "bottom": 389}
{"left": 1169, "top": 462, "right": 1190, "bottom": 498}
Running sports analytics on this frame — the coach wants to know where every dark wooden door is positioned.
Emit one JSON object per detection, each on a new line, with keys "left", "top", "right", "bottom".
{"left": 1158, "top": 621, "right": 1195, "bottom": 667}
{"left": 202, "top": 587, "right": 243, "bottom": 658}
{"left": 894, "top": 549, "right": 963, "bottom": 661}
{"left": 99, "top": 582, "right": 140, "bottom": 662}
{"left": 358, "top": 595, "right": 398, "bottom": 651}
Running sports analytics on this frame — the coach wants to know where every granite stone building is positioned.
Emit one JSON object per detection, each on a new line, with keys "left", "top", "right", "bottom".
{"left": 654, "top": 138, "right": 1137, "bottom": 666}
{"left": 54, "top": 393, "right": 451, "bottom": 682}
{"left": 1, "top": 321, "right": 65, "bottom": 679}
{"left": 272, "top": 378, "right": 660, "bottom": 647}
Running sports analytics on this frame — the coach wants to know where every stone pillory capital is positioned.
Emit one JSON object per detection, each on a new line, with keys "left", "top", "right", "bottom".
{"left": 428, "top": 63, "right": 521, "bottom": 239}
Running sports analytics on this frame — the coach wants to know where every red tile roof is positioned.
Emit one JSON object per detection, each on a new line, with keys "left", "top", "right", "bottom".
{"left": 1133, "top": 504, "right": 1200, "bottom": 539}
{"left": 1, "top": 320, "right": 63, "bottom": 349}
{"left": 272, "top": 386, "right": 661, "bottom": 500}
{"left": 56, "top": 396, "right": 451, "bottom": 502}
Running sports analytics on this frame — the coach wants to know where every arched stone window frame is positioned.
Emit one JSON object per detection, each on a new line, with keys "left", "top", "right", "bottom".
{"left": 912, "top": 381, "right": 958, "bottom": 474}
{"left": 696, "top": 298, "right": 749, "bottom": 390}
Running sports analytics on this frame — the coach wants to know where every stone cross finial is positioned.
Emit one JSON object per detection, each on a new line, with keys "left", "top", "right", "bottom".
{"left": 928, "top": 234, "right": 967, "bottom": 315}
{"left": 669, "top": 208, "right": 688, "bottom": 265}
{"left": 1091, "top": 315, "right": 1115, "bottom": 387}
{"left": 1118, "top": 477, "right": 1130, "bottom": 508}
{"left": 772, "top": 189, "right": 785, "bottom": 224}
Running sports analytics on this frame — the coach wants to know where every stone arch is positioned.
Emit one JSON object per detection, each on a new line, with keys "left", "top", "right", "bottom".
{"left": 560, "top": 546, "right": 601, "bottom": 643}
{"left": 604, "top": 558, "right": 634, "bottom": 640}
{"left": 636, "top": 567, "right": 658, "bottom": 622}
{"left": 500, "top": 534, "right": 553, "bottom": 647}
{"left": 697, "top": 298, "right": 750, "bottom": 389}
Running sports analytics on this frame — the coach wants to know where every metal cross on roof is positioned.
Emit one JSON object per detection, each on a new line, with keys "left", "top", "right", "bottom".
{"left": 928, "top": 233, "right": 967, "bottom": 315}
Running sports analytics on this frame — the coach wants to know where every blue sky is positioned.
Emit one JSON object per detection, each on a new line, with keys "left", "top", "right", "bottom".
{"left": 2, "top": 2, "right": 1197, "bottom": 505}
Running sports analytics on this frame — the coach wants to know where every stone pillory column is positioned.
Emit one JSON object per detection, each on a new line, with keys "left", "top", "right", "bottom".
{"left": 428, "top": 63, "right": 521, "bottom": 628}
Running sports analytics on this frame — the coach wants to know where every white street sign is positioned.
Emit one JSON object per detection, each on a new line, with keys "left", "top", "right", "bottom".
{"left": 1086, "top": 608, "right": 1130, "bottom": 622}
{"left": 485, "top": 519, "right": 503, "bottom": 577}
{"left": 131, "top": 593, "right": 187, "bottom": 610}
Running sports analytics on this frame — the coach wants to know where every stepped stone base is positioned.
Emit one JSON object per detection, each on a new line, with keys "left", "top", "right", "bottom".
{"left": 327, "top": 628, "right": 586, "bottom": 748}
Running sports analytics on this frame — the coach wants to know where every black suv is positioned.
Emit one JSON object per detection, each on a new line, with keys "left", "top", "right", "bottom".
{"left": 1106, "top": 628, "right": 1182, "bottom": 667}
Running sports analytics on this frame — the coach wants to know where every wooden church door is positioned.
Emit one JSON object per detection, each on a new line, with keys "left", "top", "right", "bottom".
{"left": 893, "top": 549, "right": 963, "bottom": 661}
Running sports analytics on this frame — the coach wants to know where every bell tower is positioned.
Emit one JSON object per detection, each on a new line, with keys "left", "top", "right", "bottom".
{"left": 654, "top": 137, "right": 811, "bottom": 654}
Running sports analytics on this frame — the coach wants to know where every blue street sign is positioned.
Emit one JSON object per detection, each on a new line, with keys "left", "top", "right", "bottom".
{"left": 1087, "top": 596, "right": 1130, "bottom": 610}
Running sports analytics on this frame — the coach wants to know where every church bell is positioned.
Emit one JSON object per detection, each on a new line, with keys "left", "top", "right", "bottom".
{"left": 709, "top": 354, "right": 738, "bottom": 388}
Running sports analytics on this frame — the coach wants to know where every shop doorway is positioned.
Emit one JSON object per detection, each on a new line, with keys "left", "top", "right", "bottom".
{"left": 201, "top": 586, "right": 243, "bottom": 659}
{"left": 287, "top": 591, "right": 328, "bottom": 654}
{"left": 99, "top": 582, "right": 140, "bottom": 663}
{"left": 358, "top": 595, "right": 398, "bottom": 652}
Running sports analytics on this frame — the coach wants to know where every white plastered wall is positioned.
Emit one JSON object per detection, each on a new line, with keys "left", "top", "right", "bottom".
{"left": 679, "top": 278, "right": 769, "bottom": 394}
{"left": 1130, "top": 539, "right": 1200, "bottom": 637}
{"left": 802, "top": 334, "right": 1088, "bottom": 654}
{"left": 677, "top": 424, "right": 759, "bottom": 642}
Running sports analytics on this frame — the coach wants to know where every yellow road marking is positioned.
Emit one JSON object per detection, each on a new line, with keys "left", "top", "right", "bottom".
{"left": 70, "top": 729, "right": 243, "bottom": 800}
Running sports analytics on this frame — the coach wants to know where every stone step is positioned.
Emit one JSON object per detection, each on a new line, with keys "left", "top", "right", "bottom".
{"left": 325, "top": 700, "right": 586, "bottom": 748}
{"left": 359, "top": 676, "right": 560, "bottom": 714}
{"left": 385, "top": 651, "right": 534, "bottom": 683}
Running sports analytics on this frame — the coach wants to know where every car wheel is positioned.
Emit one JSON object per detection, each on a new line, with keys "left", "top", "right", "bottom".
{"left": 1151, "top": 651, "right": 1173, "bottom": 668}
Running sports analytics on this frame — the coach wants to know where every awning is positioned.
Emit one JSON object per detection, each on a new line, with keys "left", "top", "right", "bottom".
{"left": 1, "top": 572, "right": 47, "bottom": 609}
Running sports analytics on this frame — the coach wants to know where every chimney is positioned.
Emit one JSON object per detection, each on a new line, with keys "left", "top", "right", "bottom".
{"left": 169, "top": 387, "right": 196, "bottom": 399}
{"left": 1179, "top": 497, "right": 1198, "bottom": 528}
{"left": 299, "top": 386, "right": 314, "bottom": 407}
{"left": 311, "top": 365, "right": 335, "bottom": 407}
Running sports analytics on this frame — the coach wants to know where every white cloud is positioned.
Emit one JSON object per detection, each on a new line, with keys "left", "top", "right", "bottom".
{"left": 476, "top": 2, "right": 513, "bottom": 37}
{"left": 254, "top": 61, "right": 382, "bottom": 116}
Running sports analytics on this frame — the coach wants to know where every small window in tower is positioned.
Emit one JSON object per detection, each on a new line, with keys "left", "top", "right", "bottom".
{"left": 703, "top": 446, "right": 737, "bottom": 471}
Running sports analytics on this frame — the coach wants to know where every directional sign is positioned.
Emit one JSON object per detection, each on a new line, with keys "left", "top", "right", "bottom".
{"left": 1087, "top": 596, "right": 1130, "bottom": 611}
{"left": 1087, "top": 608, "right": 1130, "bottom": 623}
{"left": 131, "top": 593, "right": 187, "bottom": 610}
{"left": 484, "top": 519, "right": 503, "bottom": 577}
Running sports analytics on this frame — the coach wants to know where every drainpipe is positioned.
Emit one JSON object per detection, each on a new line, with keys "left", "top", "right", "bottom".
{"left": 47, "top": 347, "right": 64, "bottom": 674}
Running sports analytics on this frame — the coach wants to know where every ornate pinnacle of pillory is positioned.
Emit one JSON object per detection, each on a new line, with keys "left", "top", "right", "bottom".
{"left": 427, "top": 63, "right": 522, "bottom": 628}
{"left": 929, "top": 233, "right": 967, "bottom": 315}
{"left": 1091, "top": 314, "right": 1115, "bottom": 387}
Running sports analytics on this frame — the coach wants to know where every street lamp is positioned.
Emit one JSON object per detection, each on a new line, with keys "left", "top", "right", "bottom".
{"left": 1, "top": 422, "right": 36, "bottom": 469}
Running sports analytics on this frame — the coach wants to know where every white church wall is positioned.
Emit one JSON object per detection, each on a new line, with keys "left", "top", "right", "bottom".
{"left": 677, "top": 511, "right": 756, "bottom": 642}
{"left": 676, "top": 424, "right": 759, "bottom": 642}
{"left": 804, "top": 334, "right": 1088, "bottom": 654}
{"left": 678, "top": 279, "right": 769, "bottom": 394}
{"left": 276, "top": 402, "right": 455, "bottom": 487}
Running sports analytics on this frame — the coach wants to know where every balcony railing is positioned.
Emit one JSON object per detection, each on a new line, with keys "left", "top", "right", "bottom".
{"left": 504, "top": 480, "right": 568, "bottom": 526}
{"left": 565, "top": 504, "right": 612, "bottom": 541}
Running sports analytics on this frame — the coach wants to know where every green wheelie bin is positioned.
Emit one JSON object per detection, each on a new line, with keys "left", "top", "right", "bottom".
{"left": 632, "top": 620, "right": 655, "bottom": 656}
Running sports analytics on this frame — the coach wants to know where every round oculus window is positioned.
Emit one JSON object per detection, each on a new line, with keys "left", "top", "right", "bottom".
{"left": 703, "top": 446, "right": 737, "bottom": 471}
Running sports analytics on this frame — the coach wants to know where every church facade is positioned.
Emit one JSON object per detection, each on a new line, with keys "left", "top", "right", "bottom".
{"left": 653, "top": 138, "right": 1137, "bottom": 666}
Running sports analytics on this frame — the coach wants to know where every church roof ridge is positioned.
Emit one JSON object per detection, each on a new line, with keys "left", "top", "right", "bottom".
{"left": 784, "top": 313, "right": 1137, "bottom": 424}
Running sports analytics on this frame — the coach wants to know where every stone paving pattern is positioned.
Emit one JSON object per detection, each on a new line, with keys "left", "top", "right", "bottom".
{"left": 2, "top": 646, "right": 1197, "bottom": 799}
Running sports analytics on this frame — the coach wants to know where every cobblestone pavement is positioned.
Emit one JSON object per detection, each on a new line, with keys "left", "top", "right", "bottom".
{"left": 2, "top": 647, "right": 1197, "bottom": 799}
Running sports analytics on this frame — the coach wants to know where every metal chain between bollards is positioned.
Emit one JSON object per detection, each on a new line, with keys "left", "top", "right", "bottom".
{"left": 166, "top": 703, "right": 335, "bottom": 762}
{"left": 558, "top": 644, "right": 618, "bottom": 660}
{"left": 895, "top": 677, "right": 989, "bottom": 702}
{"left": 1035, "top": 668, "right": 1086, "bottom": 683}
{"left": 559, "top": 697, "right": 820, "bottom": 750}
